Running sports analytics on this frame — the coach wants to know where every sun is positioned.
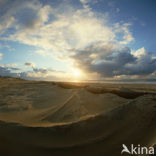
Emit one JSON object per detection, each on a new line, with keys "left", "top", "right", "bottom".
{"left": 72, "top": 68, "right": 82, "bottom": 77}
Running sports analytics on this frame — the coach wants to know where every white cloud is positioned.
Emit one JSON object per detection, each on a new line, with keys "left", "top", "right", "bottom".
{"left": 37, "top": 5, "right": 51, "bottom": 24}
{"left": 131, "top": 47, "right": 147, "bottom": 58}
{"left": 11, "top": 9, "right": 113, "bottom": 49}
{"left": 35, "top": 49, "right": 51, "bottom": 56}
{"left": 80, "top": 0, "right": 98, "bottom": 8}
{"left": 3, "top": 1, "right": 134, "bottom": 63}
{"left": 114, "top": 23, "right": 134, "bottom": 45}
{"left": 0, "top": 63, "right": 17, "bottom": 68}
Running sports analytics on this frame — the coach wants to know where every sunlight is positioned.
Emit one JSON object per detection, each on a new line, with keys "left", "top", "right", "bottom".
{"left": 72, "top": 68, "right": 81, "bottom": 77}
{"left": 71, "top": 68, "right": 83, "bottom": 82}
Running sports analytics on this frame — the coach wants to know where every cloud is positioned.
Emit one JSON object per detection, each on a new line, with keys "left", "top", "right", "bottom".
{"left": 0, "top": 60, "right": 75, "bottom": 81}
{"left": 80, "top": 0, "right": 98, "bottom": 9}
{"left": 0, "top": 16, "right": 15, "bottom": 35}
{"left": 0, "top": 0, "right": 155, "bottom": 81}
{"left": 19, "top": 4, "right": 51, "bottom": 29}
{"left": 0, "top": 63, "right": 60, "bottom": 80}
{"left": 0, "top": 53, "right": 3, "bottom": 60}
{"left": 19, "top": 67, "right": 73, "bottom": 81}
{"left": 114, "top": 23, "right": 134, "bottom": 45}
{"left": 32, "top": 68, "right": 50, "bottom": 74}
{"left": 25, "top": 62, "right": 35, "bottom": 68}
{"left": 116, "top": 8, "right": 120, "bottom": 13}
{"left": 1, "top": 0, "right": 134, "bottom": 60}
{"left": 0, "top": 64, "right": 20, "bottom": 77}
{"left": 8, "top": 7, "right": 115, "bottom": 52}
{"left": 131, "top": 47, "right": 147, "bottom": 58}
{"left": 0, "top": 0, "right": 41, "bottom": 35}
{"left": 19, "top": 68, "right": 50, "bottom": 79}
{"left": 35, "top": 49, "right": 52, "bottom": 57}
{"left": 1, "top": 46, "right": 156, "bottom": 80}
{"left": 0, "top": 0, "right": 135, "bottom": 81}
{"left": 80, "top": 0, "right": 91, "bottom": 4}
{"left": 0, "top": 63, "right": 17, "bottom": 68}
{"left": 71, "top": 44, "right": 156, "bottom": 79}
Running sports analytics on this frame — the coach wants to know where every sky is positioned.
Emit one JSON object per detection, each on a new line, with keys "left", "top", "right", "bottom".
{"left": 0, "top": 0, "right": 156, "bottom": 81}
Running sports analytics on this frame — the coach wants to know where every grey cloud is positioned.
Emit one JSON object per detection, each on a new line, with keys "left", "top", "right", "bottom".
{"left": 18, "top": 9, "right": 39, "bottom": 29}
{"left": 91, "top": 50, "right": 136, "bottom": 77}
{"left": 32, "top": 68, "right": 55, "bottom": 74}
{"left": 0, "top": 62, "right": 47, "bottom": 79}
{"left": 0, "top": 0, "right": 42, "bottom": 34}
{"left": 0, "top": 66, "right": 20, "bottom": 77}
{"left": 25, "top": 62, "right": 35, "bottom": 68}
{"left": 0, "top": 65, "right": 56, "bottom": 80}
{"left": 71, "top": 44, "right": 156, "bottom": 78}
{"left": 33, "top": 68, "right": 48, "bottom": 74}
{"left": 123, "top": 55, "right": 156, "bottom": 76}
{"left": 19, "top": 67, "right": 57, "bottom": 80}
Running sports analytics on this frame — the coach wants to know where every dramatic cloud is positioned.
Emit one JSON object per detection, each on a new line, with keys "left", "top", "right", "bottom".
{"left": 71, "top": 44, "right": 156, "bottom": 79}
{"left": 0, "top": 0, "right": 155, "bottom": 80}
{"left": 1, "top": 0, "right": 133, "bottom": 56}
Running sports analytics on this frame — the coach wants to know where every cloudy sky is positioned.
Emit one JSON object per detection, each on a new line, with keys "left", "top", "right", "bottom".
{"left": 0, "top": 0, "right": 156, "bottom": 81}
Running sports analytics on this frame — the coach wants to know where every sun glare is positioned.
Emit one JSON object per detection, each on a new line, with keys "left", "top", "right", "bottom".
{"left": 72, "top": 68, "right": 82, "bottom": 78}
{"left": 73, "top": 69, "right": 81, "bottom": 77}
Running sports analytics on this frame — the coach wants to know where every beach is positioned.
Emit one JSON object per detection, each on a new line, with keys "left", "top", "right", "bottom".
{"left": 0, "top": 77, "right": 156, "bottom": 156}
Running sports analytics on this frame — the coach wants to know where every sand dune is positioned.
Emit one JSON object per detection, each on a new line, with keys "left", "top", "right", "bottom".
{"left": 0, "top": 77, "right": 156, "bottom": 155}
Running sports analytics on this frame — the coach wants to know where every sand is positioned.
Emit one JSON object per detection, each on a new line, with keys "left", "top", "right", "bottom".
{"left": 0, "top": 77, "right": 156, "bottom": 156}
